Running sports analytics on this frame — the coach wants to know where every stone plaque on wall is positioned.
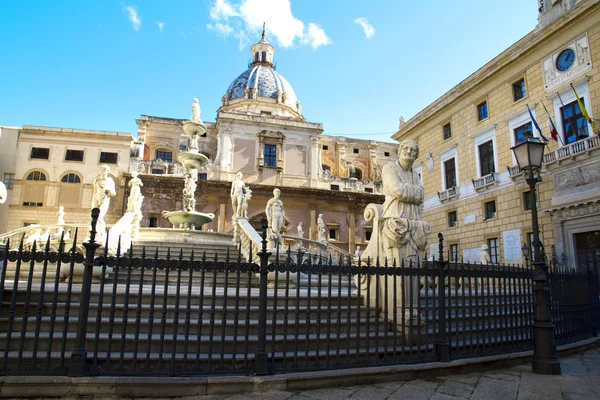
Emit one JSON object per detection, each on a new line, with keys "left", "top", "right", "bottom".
{"left": 463, "top": 248, "right": 480, "bottom": 264}
{"left": 233, "top": 139, "right": 256, "bottom": 172}
{"left": 502, "top": 229, "right": 522, "bottom": 264}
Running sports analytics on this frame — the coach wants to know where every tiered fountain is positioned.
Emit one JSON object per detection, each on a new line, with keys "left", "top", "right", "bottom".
{"left": 162, "top": 99, "right": 215, "bottom": 229}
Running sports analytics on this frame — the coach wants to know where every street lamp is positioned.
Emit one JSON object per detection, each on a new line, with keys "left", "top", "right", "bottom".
{"left": 511, "top": 135, "right": 561, "bottom": 375}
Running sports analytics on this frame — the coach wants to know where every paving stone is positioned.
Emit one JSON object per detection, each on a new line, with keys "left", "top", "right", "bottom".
{"left": 436, "top": 383, "right": 472, "bottom": 398}
{"left": 481, "top": 371, "right": 521, "bottom": 383}
{"left": 349, "top": 386, "right": 393, "bottom": 400}
{"left": 430, "top": 393, "right": 465, "bottom": 400}
{"left": 298, "top": 388, "right": 355, "bottom": 400}
{"left": 438, "top": 372, "right": 481, "bottom": 385}
{"left": 286, "top": 396, "right": 314, "bottom": 400}
{"left": 438, "top": 380, "right": 475, "bottom": 391}
{"left": 516, "top": 372, "right": 562, "bottom": 400}
{"left": 372, "top": 381, "right": 406, "bottom": 391}
{"left": 401, "top": 379, "right": 439, "bottom": 391}
{"left": 470, "top": 376, "right": 518, "bottom": 400}
{"left": 562, "top": 393, "right": 598, "bottom": 400}
{"left": 387, "top": 383, "right": 435, "bottom": 400}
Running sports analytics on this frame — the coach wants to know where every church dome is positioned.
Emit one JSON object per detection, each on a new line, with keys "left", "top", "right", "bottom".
{"left": 220, "top": 27, "right": 303, "bottom": 119}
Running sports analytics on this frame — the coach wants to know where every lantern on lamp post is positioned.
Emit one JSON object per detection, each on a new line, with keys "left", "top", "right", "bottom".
{"left": 511, "top": 135, "right": 561, "bottom": 375}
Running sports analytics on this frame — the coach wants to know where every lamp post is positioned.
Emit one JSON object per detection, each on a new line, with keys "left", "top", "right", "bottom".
{"left": 511, "top": 135, "right": 561, "bottom": 375}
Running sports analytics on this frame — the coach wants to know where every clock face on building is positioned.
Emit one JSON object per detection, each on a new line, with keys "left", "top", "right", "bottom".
{"left": 556, "top": 48, "right": 575, "bottom": 72}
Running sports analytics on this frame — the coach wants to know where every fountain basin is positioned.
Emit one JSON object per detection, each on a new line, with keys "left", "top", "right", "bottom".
{"left": 182, "top": 120, "right": 206, "bottom": 137}
{"left": 177, "top": 152, "right": 209, "bottom": 170}
{"left": 162, "top": 210, "right": 215, "bottom": 229}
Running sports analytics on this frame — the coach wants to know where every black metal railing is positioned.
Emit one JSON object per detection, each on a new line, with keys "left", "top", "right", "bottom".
{"left": 0, "top": 210, "right": 598, "bottom": 376}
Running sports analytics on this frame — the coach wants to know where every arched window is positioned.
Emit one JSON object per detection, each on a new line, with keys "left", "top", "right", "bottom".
{"left": 27, "top": 171, "right": 47, "bottom": 181}
{"left": 354, "top": 168, "right": 363, "bottom": 180}
{"left": 59, "top": 173, "right": 82, "bottom": 208}
{"left": 255, "top": 52, "right": 259, "bottom": 62}
{"left": 262, "top": 51, "right": 266, "bottom": 62}
{"left": 23, "top": 170, "right": 47, "bottom": 206}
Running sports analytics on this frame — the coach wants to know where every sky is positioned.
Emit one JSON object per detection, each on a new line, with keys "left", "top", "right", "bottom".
{"left": 0, "top": 0, "right": 539, "bottom": 143}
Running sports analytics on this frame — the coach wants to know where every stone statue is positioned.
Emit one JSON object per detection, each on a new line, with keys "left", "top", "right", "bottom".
{"left": 355, "top": 245, "right": 361, "bottom": 258}
{"left": 317, "top": 214, "right": 326, "bottom": 242}
{"left": 231, "top": 172, "right": 246, "bottom": 219}
{"left": 398, "top": 116, "right": 406, "bottom": 129}
{"left": 347, "top": 161, "right": 356, "bottom": 179}
{"left": 296, "top": 101, "right": 302, "bottom": 115}
{"left": 57, "top": 206, "right": 65, "bottom": 225}
{"left": 265, "top": 188, "right": 285, "bottom": 249}
{"left": 182, "top": 170, "right": 197, "bottom": 212}
{"left": 0, "top": 181, "right": 7, "bottom": 204}
{"left": 131, "top": 195, "right": 144, "bottom": 240}
{"left": 127, "top": 172, "right": 143, "bottom": 212}
{"left": 91, "top": 165, "right": 117, "bottom": 236}
{"left": 425, "top": 152, "right": 434, "bottom": 172}
{"left": 297, "top": 222, "right": 304, "bottom": 239}
{"left": 191, "top": 98, "right": 201, "bottom": 122}
{"left": 241, "top": 188, "right": 252, "bottom": 219}
{"left": 480, "top": 244, "right": 491, "bottom": 264}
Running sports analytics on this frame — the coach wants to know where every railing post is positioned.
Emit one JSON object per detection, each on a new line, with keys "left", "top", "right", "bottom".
{"left": 586, "top": 254, "right": 598, "bottom": 337}
{"left": 69, "top": 208, "right": 101, "bottom": 376}
{"left": 435, "top": 233, "right": 450, "bottom": 362}
{"left": 254, "top": 219, "right": 271, "bottom": 375}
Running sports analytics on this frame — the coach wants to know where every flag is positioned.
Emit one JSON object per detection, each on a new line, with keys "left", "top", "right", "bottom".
{"left": 527, "top": 104, "right": 549, "bottom": 142}
{"left": 570, "top": 84, "right": 597, "bottom": 133}
{"left": 540, "top": 99, "right": 560, "bottom": 143}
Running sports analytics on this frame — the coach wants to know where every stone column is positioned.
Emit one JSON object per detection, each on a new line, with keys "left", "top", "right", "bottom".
{"left": 217, "top": 197, "right": 228, "bottom": 233}
{"left": 309, "top": 205, "right": 317, "bottom": 241}
{"left": 348, "top": 210, "right": 356, "bottom": 254}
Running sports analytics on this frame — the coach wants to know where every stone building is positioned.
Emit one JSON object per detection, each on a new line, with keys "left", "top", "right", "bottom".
{"left": 393, "top": 0, "right": 600, "bottom": 270}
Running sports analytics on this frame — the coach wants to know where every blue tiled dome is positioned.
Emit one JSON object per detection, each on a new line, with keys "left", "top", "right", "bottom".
{"left": 226, "top": 65, "right": 299, "bottom": 108}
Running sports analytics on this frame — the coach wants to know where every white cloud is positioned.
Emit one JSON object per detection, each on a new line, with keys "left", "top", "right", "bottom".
{"left": 157, "top": 21, "right": 165, "bottom": 32}
{"left": 207, "top": 22, "right": 234, "bottom": 37}
{"left": 301, "top": 23, "right": 332, "bottom": 50}
{"left": 354, "top": 17, "right": 374, "bottom": 39}
{"left": 125, "top": 5, "right": 142, "bottom": 31}
{"left": 207, "top": 0, "right": 330, "bottom": 50}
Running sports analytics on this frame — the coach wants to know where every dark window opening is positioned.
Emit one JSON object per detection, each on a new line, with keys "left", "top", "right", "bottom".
{"left": 478, "top": 140, "right": 495, "bottom": 176}
{"left": 365, "top": 229, "right": 372, "bottom": 241}
{"left": 198, "top": 173, "right": 208, "bottom": 180}
{"left": 444, "top": 158, "right": 456, "bottom": 189}
{"left": 384, "top": 152, "right": 390, "bottom": 157}
{"left": 22, "top": 202, "right": 43, "bottom": 207}
{"left": 514, "top": 122, "right": 533, "bottom": 144}
{"left": 365, "top": 187, "right": 373, "bottom": 193}
{"left": 488, "top": 238, "right": 499, "bottom": 264}
{"left": 149, "top": 217, "right": 158, "bottom": 228}
{"left": 99, "top": 152, "right": 118, "bottom": 164}
{"left": 330, "top": 185, "right": 339, "bottom": 191}
{"left": 30, "top": 147, "right": 49, "bottom": 159}
{"left": 561, "top": 98, "right": 589, "bottom": 144}
{"left": 155, "top": 151, "right": 172, "bottom": 162}
{"left": 322, "top": 145, "right": 329, "bottom": 150}
{"left": 151, "top": 169, "right": 164, "bottom": 175}
{"left": 264, "top": 144, "right": 277, "bottom": 167}
{"left": 329, "top": 229, "right": 336, "bottom": 240}
{"left": 448, "top": 211, "right": 457, "bottom": 228}
{"left": 513, "top": 78, "right": 526, "bottom": 101}
{"left": 443, "top": 123, "right": 452, "bottom": 140}
{"left": 353, "top": 148, "right": 359, "bottom": 154}
{"left": 450, "top": 244, "right": 459, "bottom": 263}
{"left": 477, "top": 101, "right": 488, "bottom": 121}
{"left": 261, "top": 51, "right": 266, "bottom": 62}
{"left": 484, "top": 200, "right": 497, "bottom": 220}
{"left": 353, "top": 168, "right": 363, "bottom": 180}
{"left": 26, "top": 171, "right": 46, "bottom": 181}
{"left": 65, "top": 149, "right": 84, "bottom": 162}
{"left": 61, "top": 173, "right": 81, "bottom": 183}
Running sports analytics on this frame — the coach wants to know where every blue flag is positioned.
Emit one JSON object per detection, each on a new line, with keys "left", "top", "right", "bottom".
{"left": 527, "top": 104, "right": 548, "bottom": 142}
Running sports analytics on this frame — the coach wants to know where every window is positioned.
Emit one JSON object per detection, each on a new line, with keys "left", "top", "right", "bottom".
{"left": 179, "top": 143, "right": 188, "bottom": 151}
{"left": 448, "top": 211, "right": 457, "bottom": 228}
{"left": 322, "top": 145, "right": 329, "bottom": 150}
{"left": 322, "top": 165, "right": 331, "bottom": 173}
{"left": 3, "top": 173, "right": 15, "bottom": 189}
{"left": 264, "top": 144, "right": 277, "bottom": 167}
{"left": 353, "top": 148, "right": 359, "bottom": 154}
{"left": 65, "top": 149, "right": 84, "bottom": 162}
{"left": 59, "top": 173, "right": 82, "bottom": 207}
{"left": 155, "top": 151, "right": 172, "bottom": 162}
{"left": 100, "top": 152, "right": 118, "bottom": 164}
{"left": 443, "top": 158, "right": 456, "bottom": 189}
{"left": 513, "top": 78, "right": 526, "bottom": 101}
{"left": 329, "top": 229, "right": 337, "bottom": 240}
{"left": 443, "top": 123, "right": 452, "bottom": 140}
{"left": 27, "top": 171, "right": 46, "bottom": 181}
{"left": 255, "top": 52, "right": 259, "bottom": 62}
{"left": 330, "top": 184, "right": 339, "bottom": 191}
{"left": 365, "top": 188, "right": 373, "bottom": 193}
{"left": 477, "top": 101, "right": 488, "bottom": 121}
{"left": 261, "top": 51, "right": 266, "bottom": 62}
{"left": 149, "top": 217, "right": 158, "bottom": 228}
{"left": 30, "top": 147, "right": 49, "bottom": 159}
{"left": 487, "top": 238, "right": 499, "bottom": 264}
{"left": 484, "top": 200, "right": 496, "bottom": 220}
{"left": 523, "top": 191, "right": 534, "bottom": 211}
{"left": 151, "top": 169, "right": 164, "bottom": 175}
{"left": 449, "top": 244, "right": 459, "bottom": 263}
{"left": 527, "top": 232, "right": 543, "bottom": 262}
{"left": 384, "top": 152, "right": 390, "bottom": 157}
{"left": 261, "top": 111, "right": 272, "bottom": 116}
{"left": 514, "top": 122, "right": 533, "bottom": 144}
{"left": 365, "top": 228, "right": 372, "bottom": 241}
{"left": 561, "top": 98, "right": 589, "bottom": 144}
{"left": 198, "top": 173, "right": 207, "bottom": 180}
{"left": 353, "top": 168, "right": 363, "bottom": 180}
{"left": 478, "top": 140, "right": 495, "bottom": 176}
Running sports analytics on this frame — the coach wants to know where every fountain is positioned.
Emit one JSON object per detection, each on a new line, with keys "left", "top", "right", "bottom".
{"left": 162, "top": 99, "right": 215, "bottom": 229}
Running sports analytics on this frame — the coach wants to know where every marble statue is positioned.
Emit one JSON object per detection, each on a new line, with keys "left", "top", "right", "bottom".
{"left": 425, "top": 152, "right": 434, "bottom": 172}
{"left": 240, "top": 188, "right": 252, "bottom": 219}
{"left": 127, "top": 172, "right": 143, "bottom": 212}
{"left": 231, "top": 172, "right": 246, "bottom": 219}
{"left": 317, "top": 214, "right": 326, "bottom": 242}
{"left": 480, "top": 244, "right": 491, "bottom": 264}
{"left": 191, "top": 98, "right": 201, "bottom": 122}
{"left": 131, "top": 195, "right": 144, "bottom": 240}
{"left": 182, "top": 170, "right": 197, "bottom": 212}
{"left": 297, "top": 222, "right": 304, "bottom": 239}
{"left": 0, "top": 181, "right": 7, "bottom": 204}
{"left": 57, "top": 206, "right": 65, "bottom": 225}
{"left": 398, "top": 116, "right": 406, "bottom": 129}
{"left": 296, "top": 101, "right": 302, "bottom": 115}
{"left": 355, "top": 245, "right": 361, "bottom": 258}
{"left": 91, "top": 165, "right": 117, "bottom": 236}
{"left": 265, "top": 188, "right": 285, "bottom": 249}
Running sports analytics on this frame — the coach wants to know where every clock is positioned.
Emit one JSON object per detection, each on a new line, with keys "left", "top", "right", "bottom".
{"left": 556, "top": 48, "right": 575, "bottom": 72}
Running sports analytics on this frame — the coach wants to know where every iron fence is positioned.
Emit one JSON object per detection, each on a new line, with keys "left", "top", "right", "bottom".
{"left": 0, "top": 210, "right": 598, "bottom": 376}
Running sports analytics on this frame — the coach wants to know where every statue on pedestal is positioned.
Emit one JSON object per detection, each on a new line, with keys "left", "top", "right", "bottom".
{"left": 265, "top": 188, "right": 285, "bottom": 250}
{"left": 480, "top": 244, "right": 491, "bottom": 264}
{"left": 240, "top": 188, "right": 252, "bottom": 219}
{"left": 191, "top": 98, "right": 202, "bottom": 123}
{"left": 297, "top": 222, "right": 304, "bottom": 239}
{"left": 91, "top": 165, "right": 117, "bottom": 237}
{"left": 57, "top": 206, "right": 65, "bottom": 226}
{"left": 230, "top": 172, "right": 246, "bottom": 219}
{"left": 127, "top": 172, "right": 143, "bottom": 212}
{"left": 317, "top": 214, "right": 327, "bottom": 242}
{"left": 182, "top": 170, "right": 197, "bottom": 212}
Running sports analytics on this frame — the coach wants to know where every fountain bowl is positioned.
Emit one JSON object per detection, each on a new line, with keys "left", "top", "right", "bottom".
{"left": 162, "top": 211, "right": 215, "bottom": 229}
{"left": 177, "top": 152, "right": 209, "bottom": 170}
{"left": 182, "top": 120, "right": 206, "bottom": 137}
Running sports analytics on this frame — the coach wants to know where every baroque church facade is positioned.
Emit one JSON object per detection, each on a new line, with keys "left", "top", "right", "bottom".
{"left": 0, "top": 30, "right": 398, "bottom": 254}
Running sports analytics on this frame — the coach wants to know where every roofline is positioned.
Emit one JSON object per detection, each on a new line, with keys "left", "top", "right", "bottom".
{"left": 20, "top": 125, "right": 132, "bottom": 139}
{"left": 392, "top": 0, "right": 599, "bottom": 141}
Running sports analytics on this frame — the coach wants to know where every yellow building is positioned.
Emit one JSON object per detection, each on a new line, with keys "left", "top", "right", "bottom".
{"left": 394, "top": 0, "right": 600, "bottom": 269}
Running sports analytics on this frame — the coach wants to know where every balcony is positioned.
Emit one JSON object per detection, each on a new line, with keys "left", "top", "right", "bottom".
{"left": 544, "top": 135, "right": 600, "bottom": 165}
{"left": 472, "top": 172, "right": 496, "bottom": 190}
{"left": 130, "top": 159, "right": 185, "bottom": 176}
{"left": 507, "top": 165, "right": 523, "bottom": 178}
{"left": 438, "top": 186, "right": 458, "bottom": 202}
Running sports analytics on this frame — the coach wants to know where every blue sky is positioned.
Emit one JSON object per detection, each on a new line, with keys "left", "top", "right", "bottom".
{"left": 0, "top": 0, "right": 538, "bottom": 143}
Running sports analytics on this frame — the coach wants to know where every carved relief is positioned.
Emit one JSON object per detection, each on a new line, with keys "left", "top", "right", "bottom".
{"left": 555, "top": 164, "right": 600, "bottom": 191}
